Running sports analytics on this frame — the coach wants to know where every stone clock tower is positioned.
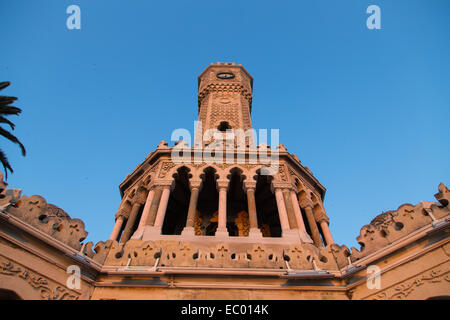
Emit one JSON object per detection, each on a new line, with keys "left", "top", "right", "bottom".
{"left": 1, "top": 62, "right": 448, "bottom": 300}
{"left": 196, "top": 63, "right": 253, "bottom": 137}
{"left": 108, "top": 62, "right": 334, "bottom": 251}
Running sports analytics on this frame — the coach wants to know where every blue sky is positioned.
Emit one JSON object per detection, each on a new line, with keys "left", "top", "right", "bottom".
{"left": 1, "top": 0, "right": 449, "bottom": 250}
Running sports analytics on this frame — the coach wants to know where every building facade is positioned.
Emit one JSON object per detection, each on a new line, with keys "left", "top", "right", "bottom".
{"left": 0, "top": 63, "right": 449, "bottom": 300}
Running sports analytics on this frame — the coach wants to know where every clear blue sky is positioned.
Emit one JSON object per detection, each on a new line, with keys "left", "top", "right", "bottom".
{"left": 1, "top": 0, "right": 449, "bottom": 250}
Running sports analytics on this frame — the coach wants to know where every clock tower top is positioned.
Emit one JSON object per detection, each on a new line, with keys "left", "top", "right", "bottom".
{"left": 196, "top": 62, "right": 254, "bottom": 137}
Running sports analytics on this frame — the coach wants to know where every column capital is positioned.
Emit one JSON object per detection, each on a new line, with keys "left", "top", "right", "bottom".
{"left": 299, "top": 198, "right": 314, "bottom": 209}
{"left": 134, "top": 194, "right": 147, "bottom": 206}
{"left": 154, "top": 179, "right": 174, "bottom": 189}
{"left": 271, "top": 181, "right": 292, "bottom": 193}
{"left": 189, "top": 180, "right": 202, "bottom": 190}
{"left": 115, "top": 208, "right": 129, "bottom": 220}
{"left": 146, "top": 181, "right": 157, "bottom": 191}
{"left": 216, "top": 179, "right": 229, "bottom": 190}
{"left": 243, "top": 180, "right": 257, "bottom": 191}
{"left": 314, "top": 209, "right": 329, "bottom": 223}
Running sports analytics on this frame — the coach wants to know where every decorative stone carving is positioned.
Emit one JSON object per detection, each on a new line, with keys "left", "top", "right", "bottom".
{"left": 247, "top": 245, "right": 283, "bottom": 269}
{"left": 0, "top": 255, "right": 79, "bottom": 300}
{"left": 85, "top": 240, "right": 117, "bottom": 264}
{"left": 234, "top": 211, "right": 250, "bottom": 236}
{"left": 5, "top": 195, "right": 88, "bottom": 250}
{"left": 368, "top": 264, "right": 450, "bottom": 300}
{"left": 158, "top": 161, "right": 177, "bottom": 178}
{"left": 350, "top": 183, "right": 450, "bottom": 262}
{"left": 435, "top": 183, "right": 449, "bottom": 207}
{"left": 194, "top": 210, "right": 203, "bottom": 235}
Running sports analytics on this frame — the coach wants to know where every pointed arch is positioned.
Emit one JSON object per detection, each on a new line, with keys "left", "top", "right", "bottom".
{"left": 161, "top": 166, "right": 192, "bottom": 235}
{"left": 254, "top": 169, "right": 281, "bottom": 237}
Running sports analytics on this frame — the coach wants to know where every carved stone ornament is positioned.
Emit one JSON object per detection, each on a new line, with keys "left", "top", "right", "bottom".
{"left": 0, "top": 255, "right": 79, "bottom": 300}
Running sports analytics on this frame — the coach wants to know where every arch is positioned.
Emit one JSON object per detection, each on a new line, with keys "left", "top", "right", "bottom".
{"left": 426, "top": 296, "right": 450, "bottom": 300}
{"left": 0, "top": 274, "right": 41, "bottom": 300}
{"left": 162, "top": 166, "right": 192, "bottom": 235}
{"left": 194, "top": 167, "right": 220, "bottom": 236}
{"left": 226, "top": 167, "right": 248, "bottom": 236}
{"left": 0, "top": 288, "right": 22, "bottom": 300}
{"left": 217, "top": 121, "right": 232, "bottom": 132}
{"left": 254, "top": 170, "right": 281, "bottom": 237}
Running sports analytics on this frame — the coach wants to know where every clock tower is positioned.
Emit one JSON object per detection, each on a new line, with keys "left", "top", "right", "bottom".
{"left": 194, "top": 62, "right": 254, "bottom": 147}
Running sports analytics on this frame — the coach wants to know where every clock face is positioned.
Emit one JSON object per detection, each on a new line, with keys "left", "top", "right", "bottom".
{"left": 216, "top": 72, "right": 235, "bottom": 79}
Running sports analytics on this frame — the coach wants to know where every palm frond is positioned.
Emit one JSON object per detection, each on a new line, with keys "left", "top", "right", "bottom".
{"left": 0, "top": 149, "right": 13, "bottom": 179}
{"left": 0, "top": 105, "right": 22, "bottom": 115}
{"left": 0, "top": 81, "right": 26, "bottom": 179}
{"left": 0, "top": 127, "right": 26, "bottom": 156}
{"left": 0, "top": 82, "right": 10, "bottom": 91}
{"left": 0, "top": 116, "right": 15, "bottom": 130}
{"left": 0, "top": 96, "right": 18, "bottom": 104}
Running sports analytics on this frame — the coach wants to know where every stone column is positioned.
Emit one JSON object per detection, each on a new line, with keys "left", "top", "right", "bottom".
{"left": 274, "top": 188, "right": 290, "bottom": 233}
{"left": 136, "top": 188, "right": 155, "bottom": 231}
{"left": 244, "top": 181, "right": 262, "bottom": 238}
{"left": 283, "top": 189, "right": 298, "bottom": 230}
{"left": 215, "top": 179, "right": 229, "bottom": 237}
{"left": 315, "top": 207, "right": 333, "bottom": 246}
{"left": 181, "top": 180, "right": 202, "bottom": 236}
{"left": 320, "top": 220, "right": 334, "bottom": 246}
{"left": 153, "top": 185, "right": 171, "bottom": 231}
{"left": 300, "top": 198, "right": 323, "bottom": 248}
{"left": 290, "top": 190, "right": 313, "bottom": 243}
{"left": 109, "top": 216, "right": 124, "bottom": 241}
{"left": 144, "top": 188, "right": 163, "bottom": 226}
{"left": 120, "top": 201, "right": 143, "bottom": 243}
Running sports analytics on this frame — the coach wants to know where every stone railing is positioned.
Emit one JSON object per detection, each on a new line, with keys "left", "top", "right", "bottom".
{"left": 92, "top": 239, "right": 351, "bottom": 271}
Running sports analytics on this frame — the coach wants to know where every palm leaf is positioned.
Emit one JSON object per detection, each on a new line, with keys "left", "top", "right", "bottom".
{"left": 0, "top": 149, "right": 13, "bottom": 179}
{"left": 0, "top": 105, "right": 22, "bottom": 115}
{"left": 0, "top": 81, "right": 26, "bottom": 179}
{"left": 0, "top": 116, "right": 15, "bottom": 130}
{"left": 0, "top": 82, "right": 10, "bottom": 91}
{"left": 0, "top": 127, "right": 26, "bottom": 156}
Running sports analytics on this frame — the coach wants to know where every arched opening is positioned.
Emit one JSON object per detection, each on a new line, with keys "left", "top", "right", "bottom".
{"left": 226, "top": 168, "right": 248, "bottom": 237}
{"left": 300, "top": 207, "right": 312, "bottom": 238}
{"left": 0, "top": 288, "right": 22, "bottom": 300}
{"left": 162, "top": 167, "right": 191, "bottom": 235}
{"left": 255, "top": 172, "right": 281, "bottom": 237}
{"left": 196, "top": 167, "right": 219, "bottom": 236}
{"left": 426, "top": 296, "right": 450, "bottom": 300}
{"left": 217, "top": 121, "right": 231, "bottom": 132}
